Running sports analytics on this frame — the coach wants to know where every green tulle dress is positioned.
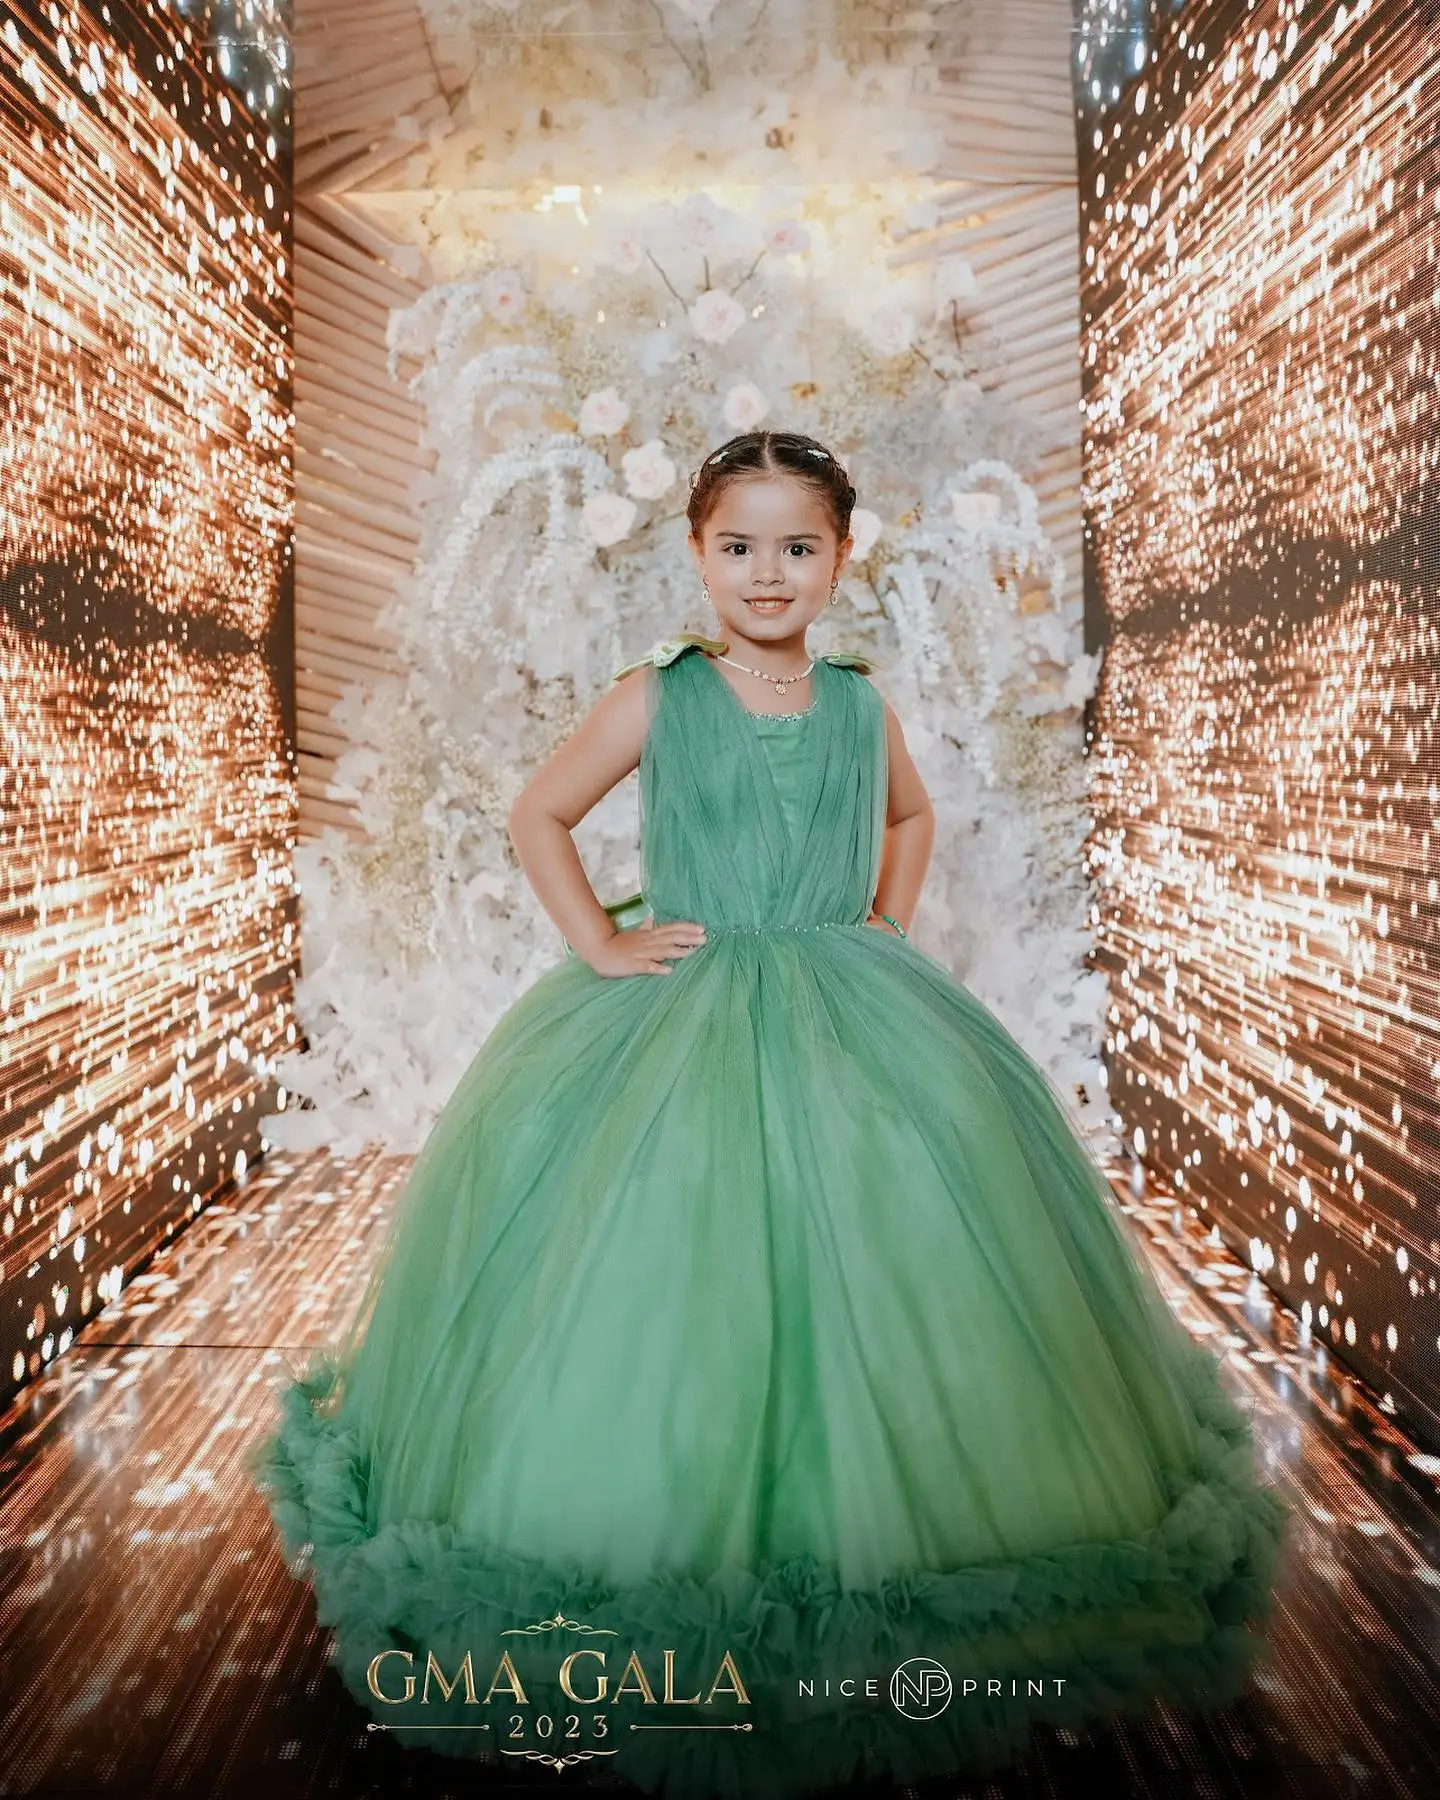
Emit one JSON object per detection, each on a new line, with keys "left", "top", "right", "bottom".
{"left": 248, "top": 638, "right": 1289, "bottom": 1799}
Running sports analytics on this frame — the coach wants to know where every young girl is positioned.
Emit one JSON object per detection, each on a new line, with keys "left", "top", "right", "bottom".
{"left": 250, "top": 430, "right": 1288, "bottom": 1799}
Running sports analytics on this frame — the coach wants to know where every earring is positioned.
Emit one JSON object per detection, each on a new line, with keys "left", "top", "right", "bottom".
{"left": 702, "top": 577, "right": 712, "bottom": 604}
{"left": 828, "top": 580, "right": 839, "bottom": 607}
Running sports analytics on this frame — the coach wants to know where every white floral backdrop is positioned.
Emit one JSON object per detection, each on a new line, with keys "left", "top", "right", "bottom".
{"left": 268, "top": 0, "right": 1110, "bottom": 1156}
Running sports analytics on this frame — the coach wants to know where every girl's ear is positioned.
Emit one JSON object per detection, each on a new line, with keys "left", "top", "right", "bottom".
{"left": 687, "top": 531, "right": 705, "bottom": 572}
{"left": 834, "top": 535, "right": 854, "bottom": 580}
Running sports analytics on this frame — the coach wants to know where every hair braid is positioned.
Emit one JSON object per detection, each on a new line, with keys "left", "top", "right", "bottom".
{"left": 686, "top": 430, "right": 857, "bottom": 542}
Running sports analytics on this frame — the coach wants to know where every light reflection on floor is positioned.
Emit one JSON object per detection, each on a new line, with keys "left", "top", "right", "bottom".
{"left": 0, "top": 1145, "right": 1434, "bottom": 1799}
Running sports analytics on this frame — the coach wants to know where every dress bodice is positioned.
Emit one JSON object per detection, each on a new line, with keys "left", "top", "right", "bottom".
{"left": 751, "top": 706, "right": 822, "bottom": 851}
{"left": 629, "top": 640, "right": 889, "bottom": 933}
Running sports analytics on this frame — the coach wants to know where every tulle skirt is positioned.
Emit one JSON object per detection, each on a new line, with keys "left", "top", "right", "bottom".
{"left": 250, "top": 922, "right": 1287, "bottom": 1798}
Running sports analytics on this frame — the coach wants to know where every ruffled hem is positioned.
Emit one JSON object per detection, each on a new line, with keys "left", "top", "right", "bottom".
{"left": 247, "top": 1335, "right": 1288, "bottom": 1800}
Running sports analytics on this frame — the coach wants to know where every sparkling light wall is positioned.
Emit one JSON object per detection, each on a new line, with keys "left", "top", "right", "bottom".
{"left": 0, "top": 0, "right": 296, "bottom": 1407}
{"left": 1074, "top": 0, "right": 1440, "bottom": 1445}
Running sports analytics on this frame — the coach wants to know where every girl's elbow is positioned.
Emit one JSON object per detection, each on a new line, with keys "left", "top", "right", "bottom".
{"left": 507, "top": 794, "right": 534, "bottom": 843}
{"left": 508, "top": 793, "right": 567, "bottom": 845}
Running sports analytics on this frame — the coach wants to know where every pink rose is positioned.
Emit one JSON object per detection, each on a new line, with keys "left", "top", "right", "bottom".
{"left": 688, "top": 288, "right": 747, "bottom": 345}
{"left": 621, "top": 440, "right": 677, "bottom": 501}
{"left": 764, "top": 219, "right": 811, "bottom": 254}
{"left": 582, "top": 492, "right": 639, "bottom": 546}
{"left": 676, "top": 193, "right": 728, "bottom": 250}
{"left": 609, "top": 232, "right": 646, "bottom": 274}
{"left": 578, "top": 387, "right": 631, "bottom": 437}
{"left": 722, "top": 383, "right": 769, "bottom": 429}
{"left": 480, "top": 266, "right": 525, "bottom": 323}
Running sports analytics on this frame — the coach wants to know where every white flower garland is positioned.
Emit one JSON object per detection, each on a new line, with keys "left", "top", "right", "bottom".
{"left": 269, "top": 2, "right": 1114, "bottom": 1156}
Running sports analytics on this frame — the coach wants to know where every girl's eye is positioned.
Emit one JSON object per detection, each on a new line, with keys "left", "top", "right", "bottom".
{"left": 720, "top": 543, "right": 812, "bottom": 556}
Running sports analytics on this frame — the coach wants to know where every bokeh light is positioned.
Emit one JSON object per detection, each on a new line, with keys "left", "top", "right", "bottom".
{"left": 0, "top": 0, "right": 296, "bottom": 1406}
{"left": 1077, "top": 0, "right": 1440, "bottom": 1440}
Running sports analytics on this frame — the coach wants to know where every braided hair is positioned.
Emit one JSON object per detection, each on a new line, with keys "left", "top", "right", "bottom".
{"left": 686, "top": 430, "right": 857, "bottom": 543}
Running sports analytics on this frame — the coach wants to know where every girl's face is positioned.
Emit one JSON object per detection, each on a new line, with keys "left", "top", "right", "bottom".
{"left": 688, "top": 474, "right": 853, "bottom": 654}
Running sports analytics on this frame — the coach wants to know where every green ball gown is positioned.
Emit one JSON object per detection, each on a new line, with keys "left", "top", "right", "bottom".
{"left": 248, "top": 636, "right": 1288, "bottom": 1799}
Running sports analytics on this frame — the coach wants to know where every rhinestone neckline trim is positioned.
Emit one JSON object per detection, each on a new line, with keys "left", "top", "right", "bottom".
{"left": 749, "top": 701, "right": 817, "bottom": 722}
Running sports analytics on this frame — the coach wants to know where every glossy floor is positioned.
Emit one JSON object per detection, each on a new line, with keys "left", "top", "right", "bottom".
{"left": 0, "top": 1146, "right": 1435, "bottom": 1800}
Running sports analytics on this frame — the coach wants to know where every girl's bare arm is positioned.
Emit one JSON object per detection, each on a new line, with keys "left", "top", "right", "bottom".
{"left": 506, "top": 668, "right": 655, "bottom": 962}
{"left": 868, "top": 700, "right": 935, "bottom": 933}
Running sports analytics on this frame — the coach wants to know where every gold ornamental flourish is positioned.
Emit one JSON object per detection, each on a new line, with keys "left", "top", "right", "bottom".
{"left": 501, "top": 1747, "right": 621, "bottom": 1766}
{"left": 501, "top": 1609, "right": 618, "bottom": 1636}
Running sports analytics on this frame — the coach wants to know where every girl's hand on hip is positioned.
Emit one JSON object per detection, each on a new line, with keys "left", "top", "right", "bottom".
{"left": 864, "top": 912, "right": 903, "bottom": 937}
{"left": 585, "top": 921, "right": 708, "bottom": 978}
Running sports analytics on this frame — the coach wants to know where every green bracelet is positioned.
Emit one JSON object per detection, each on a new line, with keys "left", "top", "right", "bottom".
{"left": 878, "top": 913, "right": 907, "bottom": 939}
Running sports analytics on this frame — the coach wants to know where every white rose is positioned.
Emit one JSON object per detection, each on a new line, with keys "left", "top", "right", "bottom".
{"left": 676, "top": 193, "right": 728, "bottom": 251}
{"left": 578, "top": 387, "right": 630, "bottom": 437}
{"left": 764, "top": 219, "right": 811, "bottom": 254}
{"left": 847, "top": 508, "right": 883, "bottom": 561}
{"left": 582, "top": 493, "right": 638, "bottom": 547}
{"left": 722, "top": 383, "right": 769, "bottom": 429}
{"left": 621, "top": 440, "right": 677, "bottom": 501}
{"left": 951, "top": 490, "right": 1003, "bottom": 532}
{"left": 480, "top": 266, "right": 525, "bottom": 323}
{"left": 609, "top": 231, "right": 646, "bottom": 274}
{"left": 864, "top": 301, "right": 916, "bottom": 357}
{"left": 688, "top": 288, "right": 747, "bottom": 344}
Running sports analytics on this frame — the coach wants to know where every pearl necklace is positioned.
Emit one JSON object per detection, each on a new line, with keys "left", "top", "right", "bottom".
{"left": 714, "top": 652, "right": 816, "bottom": 698}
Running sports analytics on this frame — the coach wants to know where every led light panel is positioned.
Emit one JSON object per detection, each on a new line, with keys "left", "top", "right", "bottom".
{"left": 0, "top": 0, "right": 296, "bottom": 1406}
{"left": 1075, "top": 0, "right": 1440, "bottom": 1443}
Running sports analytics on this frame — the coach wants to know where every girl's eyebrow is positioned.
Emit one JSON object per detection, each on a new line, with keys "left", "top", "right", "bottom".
{"left": 714, "top": 532, "right": 824, "bottom": 542}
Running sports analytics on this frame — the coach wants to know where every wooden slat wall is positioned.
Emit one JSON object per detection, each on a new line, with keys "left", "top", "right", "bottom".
{"left": 291, "top": 0, "right": 450, "bottom": 839}
{"left": 290, "top": 1, "right": 1082, "bottom": 839}
{"left": 292, "top": 200, "right": 426, "bottom": 835}
{"left": 901, "top": 4, "right": 1084, "bottom": 609}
